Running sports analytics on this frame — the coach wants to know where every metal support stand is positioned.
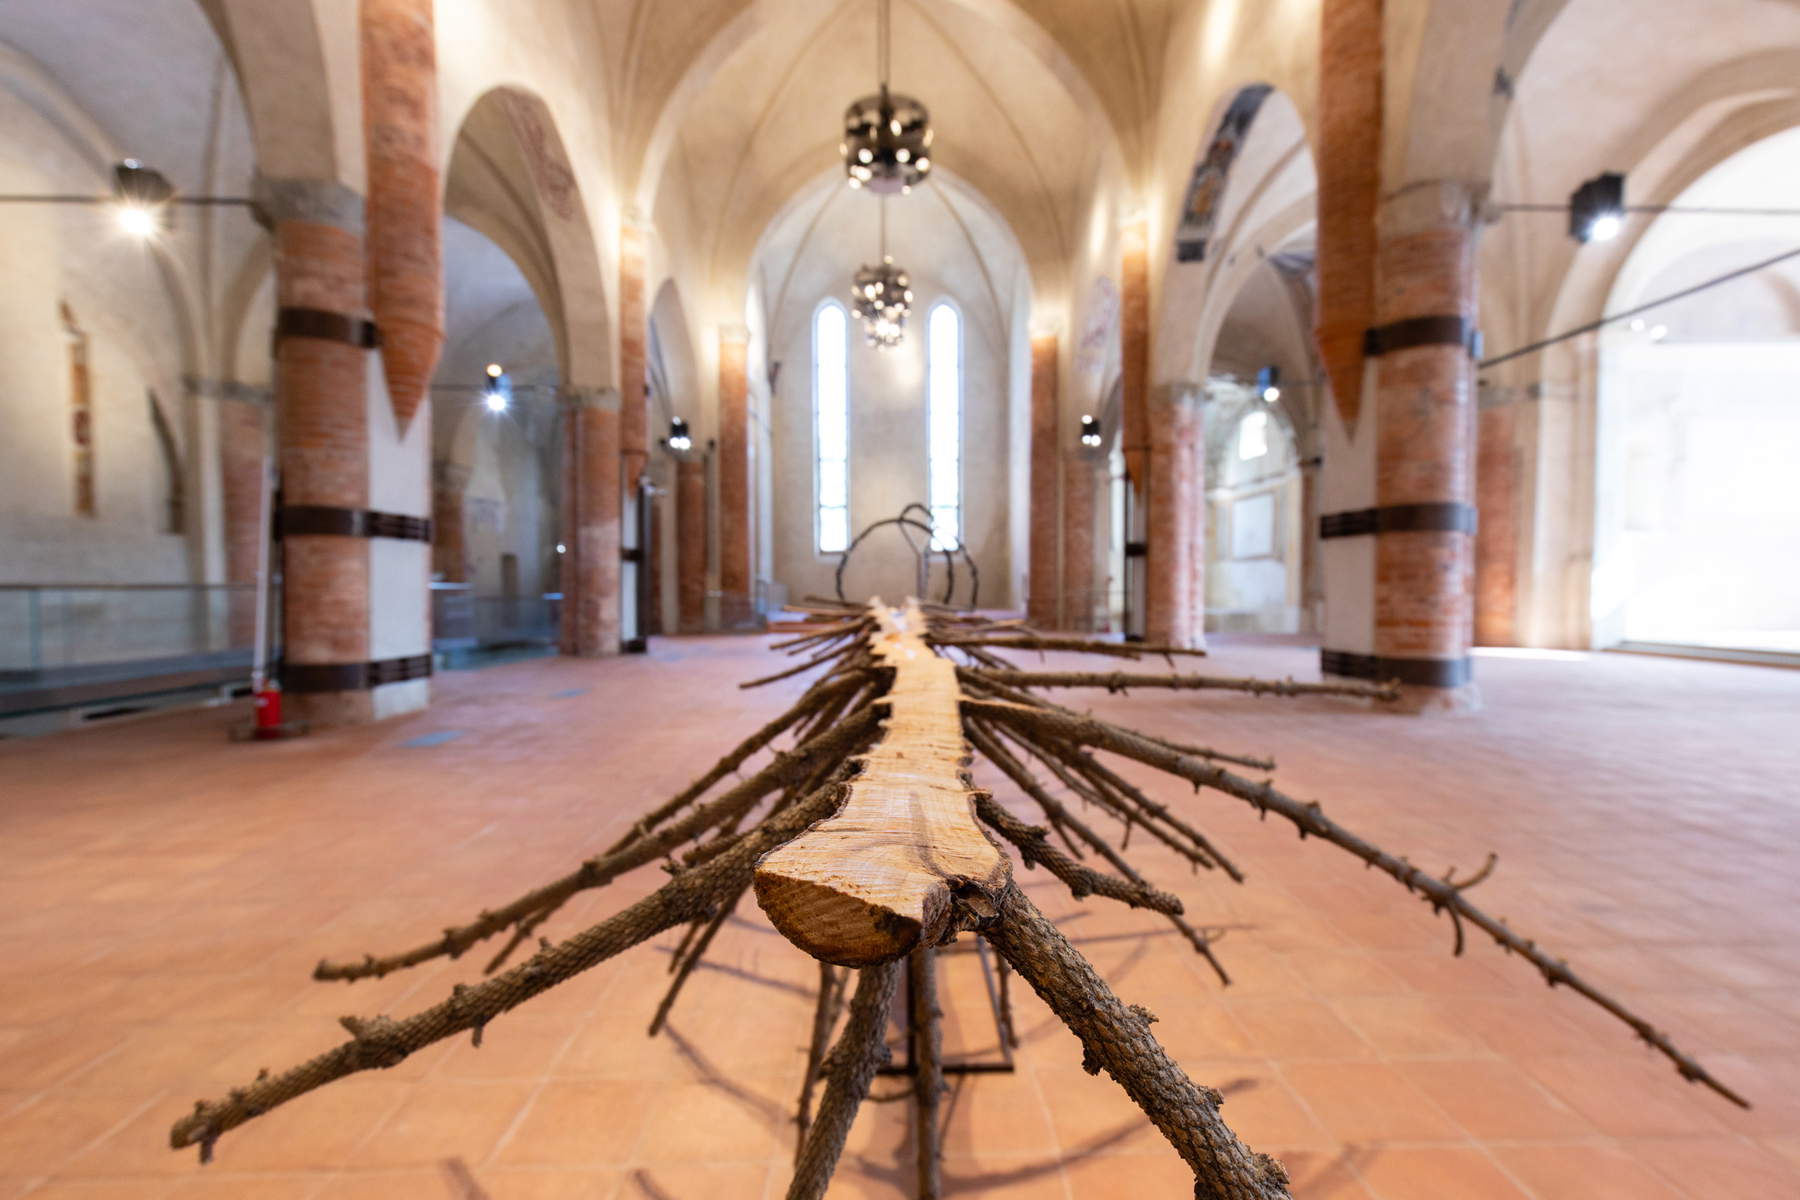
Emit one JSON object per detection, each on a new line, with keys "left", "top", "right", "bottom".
{"left": 878, "top": 938, "right": 1017, "bottom": 1078}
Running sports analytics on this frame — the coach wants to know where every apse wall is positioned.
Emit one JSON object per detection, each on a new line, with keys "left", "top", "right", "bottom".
{"left": 755, "top": 175, "right": 1028, "bottom": 611}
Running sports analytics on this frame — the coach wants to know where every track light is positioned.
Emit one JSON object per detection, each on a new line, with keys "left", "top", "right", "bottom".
{"left": 1256, "top": 364, "right": 1280, "bottom": 402}
{"left": 1078, "top": 414, "right": 1103, "bottom": 448}
{"left": 482, "top": 365, "right": 510, "bottom": 413}
{"left": 111, "top": 159, "right": 174, "bottom": 237}
{"left": 1570, "top": 171, "right": 1626, "bottom": 243}
{"left": 666, "top": 416, "right": 693, "bottom": 452}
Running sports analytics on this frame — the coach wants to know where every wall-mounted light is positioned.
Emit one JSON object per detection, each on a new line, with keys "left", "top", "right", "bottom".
{"left": 1570, "top": 171, "right": 1626, "bottom": 243}
{"left": 666, "top": 416, "right": 693, "bottom": 452}
{"left": 482, "top": 363, "right": 509, "bottom": 413}
{"left": 1256, "top": 364, "right": 1280, "bottom": 402}
{"left": 1078, "top": 414, "right": 1103, "bottom": 448}
{"left": 556, "top": 542, "right": 566, "bottom": 554}
{"left": 112, "top": 159, "right": 175, "bottom": 237}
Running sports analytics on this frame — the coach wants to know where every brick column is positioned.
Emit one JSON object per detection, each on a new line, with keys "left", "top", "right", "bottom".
{"left": 1371, "top": 182, "right": 1481, "bottom": 709}
{"left": 1120, "top": 220, "right": 1150, "bottom": 494}
{"left": 261, "top": 179, "right": 376, "bottom": 725}
{"left": 362, "top": 0, "right": 443, "bottom": 430}
{"left": 561, "top": 385, "right": 621, "bottom": 656}
{"left": 1316, "top": 0, "right": 1381, "bottom": 429}
{"left": 619, "top": 222, "right": 649, "bottom": 488}
{"left": 1061, "top": 448, "right": 1098, "bottom": 632}
{"left": 431, "top": 461, "right": 470, "bottom": 582}
{"left": 1145, "top": 383, "right": 1206, "bottom": 648}
{"left": 1475, "top": 382, "right": 1524, "bottom": 646}
{"left": 716, "top": 327, "right": 754, "bottom": 628}
{"left": 676, "top": 456, "right": 706, "bottom": 633}
{"left": 217, "top": 387, "right": 270, "bottom": 647}
{"left": 1026, "top": 334, "right": 1061, "bottom": 628}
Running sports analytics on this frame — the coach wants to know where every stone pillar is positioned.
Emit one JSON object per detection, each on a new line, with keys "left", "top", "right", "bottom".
{"left": 431, "top": 461, "right": 470, "bottom": 582}
{"left": 261, "top": 179, "right": 376, "bottom": 725}
{"left": 361, "top": 0, "right": 443, "bottom": 431}
{"left": 676, "top": 456, "right": 706, "bottom": 633}
{"left": 619, "top": 222, "right": 649, "bottom": 488}
{"left": 1145, "top": 383, "right": 1206, "bottom": 648}
{"left": 1026, "top": 334, "right": 1061, "bottom": 628}
{"left": 218, "top": 387, "right": 270, "bottom": 648}
{"left": 561, "top": 385, "right": 621, "bottom": 656}
{"left": 1371, "top": 182, "right": 1481, "bottom": 709}
{"left": 716, "top": 327, "right": 754, "bottom": 628}
{"left": 1061, "top": 449, "right": 1098, "bottom": 632}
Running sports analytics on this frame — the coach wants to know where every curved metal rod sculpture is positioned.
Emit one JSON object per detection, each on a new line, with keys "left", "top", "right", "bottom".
{"left": 834, "top": 505, "right": 980, "bottom": 610}
{"left": 168, "top": 602, "right": 1747, "bottom": 1200}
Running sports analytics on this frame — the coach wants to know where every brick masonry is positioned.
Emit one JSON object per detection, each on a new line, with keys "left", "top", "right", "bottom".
{"left": 1027, "top": 334, "right": 1060, "bottom": 628}
{"left": 676, "top": 456, "right": 707, "bottom": 633}
{"left": 273, "top": 214, "right": 373, "bottom": 724}
{"left": 1146, "top": 384, "right": 1205, "bottom": 648}
{"left": 1061, "top": 449, "right": 1098, "bottom": 631}
{"left": 716, "top": 330, "right": 753, "bottom": 628}
{"left": 1475, "top": 398, "right": 1522, "bottom": 646}
{"left": 1316, "top": 0, "right": 1381, "bottom": 429}
{"left": 563, "top": 388, "right": 622, "bottom": 657}
{"left": 1373, "top": 185, "right": 1480, "bottom": 692}
{"left": 619, "top": 223, "right": 648, "bottom": 488}
{"left": 361, "top": 0, "right": 443, "bottom": 431}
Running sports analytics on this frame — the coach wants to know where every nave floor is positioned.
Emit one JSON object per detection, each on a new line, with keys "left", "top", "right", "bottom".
{"left": 2, "top": 633, "right": 1798, "bottom": 1199}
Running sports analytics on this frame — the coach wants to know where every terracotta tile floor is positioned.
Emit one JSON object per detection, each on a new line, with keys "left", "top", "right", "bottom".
{"left": 3, "top": 635, "right": 1798, "bottom": 1199}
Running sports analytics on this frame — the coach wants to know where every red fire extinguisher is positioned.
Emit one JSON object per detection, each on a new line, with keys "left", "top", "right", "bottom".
{"left": 253, "top": 680, "right": 283, "bottom": 734}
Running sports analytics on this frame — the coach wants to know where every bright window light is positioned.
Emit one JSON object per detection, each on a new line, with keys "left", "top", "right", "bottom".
{"left": 1237, "top": 410, "right": 1269, "bottom": 461}
{"left": 927, "top": 303, "right": 961, "bottom": 551}
{"left": 815, "top": 302, "right": 850, "bottom": 553}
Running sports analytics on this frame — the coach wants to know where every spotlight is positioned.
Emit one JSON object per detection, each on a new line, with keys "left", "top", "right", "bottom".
{"left": 116, "top": 205, "right": 160, "bottom": 238}
{"left": 481, "top": 365, "right": 510, "bottom": 413}
{"left": 1079, "top": 414, "right": 1103, "bottom": 448}
{"left": 1649, "top": 323, "right": 1669, "bottom": 342}
{"left": 556, "top": 543, "right": 566, "bottom": 554}
{"left": 1570, "top": 171, "right": 1626, "bottom": 244}
{"left": 1256, "top": 364, "right": 1280, "bottom": 402}
{"left": 667, "top": 416, "right": 693, "bottom": 452}
{"left": 111, "top": 159, "right": 174, "bottom": 237}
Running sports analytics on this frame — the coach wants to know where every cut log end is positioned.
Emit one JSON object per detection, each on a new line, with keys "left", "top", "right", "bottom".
{"left": 754, "top": 599, "right": 1011, "bottom": 967}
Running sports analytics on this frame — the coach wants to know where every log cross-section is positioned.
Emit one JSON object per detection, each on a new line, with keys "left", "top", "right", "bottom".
{"left": 755, "top": 601, "right": 1009, "bottom": 966}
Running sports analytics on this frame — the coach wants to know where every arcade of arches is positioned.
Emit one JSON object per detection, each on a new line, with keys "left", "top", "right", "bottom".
{"left": 3, "top": 1, "right": 1798, "bottom": 1197}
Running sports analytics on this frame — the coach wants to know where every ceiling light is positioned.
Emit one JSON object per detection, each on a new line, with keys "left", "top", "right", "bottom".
{"left": 482, "top": 365, "right": 510, "bottom": 413}
{"left": 1570, "top": 171, "right": 1626, "bottom": 244}
{"left": 840, "top": 0, "right": 935, "bottom": 195}
{"left": 852, "top": 195, "right": 912, "bottom": 348}
{"left": 111, "top": 159, "right": 174, "bottom": 237}
{"left": 485, "top": 362, "right": 504, "bottom": 378}
{"left": 666, "top": 416, "right": 693, "bottom": 452}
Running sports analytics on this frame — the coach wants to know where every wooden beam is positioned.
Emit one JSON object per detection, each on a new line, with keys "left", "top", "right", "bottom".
{"left": 755, "top": 601, "right": 1010, "bottom": 966}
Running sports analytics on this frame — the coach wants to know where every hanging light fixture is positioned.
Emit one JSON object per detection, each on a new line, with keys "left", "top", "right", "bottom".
{"left": 841, "top": 0, "right": 933, "bottom": 194}
{"left": 852, "top": 195, "right": 913, "bottom": 348}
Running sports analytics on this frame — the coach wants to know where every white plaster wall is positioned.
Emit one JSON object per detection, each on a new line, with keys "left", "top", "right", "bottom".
{"left": 770, "top": 283, "right": 1012, "bottom": 609}
{"left": 0, "top": 90, "right": 192, "bottom": 589}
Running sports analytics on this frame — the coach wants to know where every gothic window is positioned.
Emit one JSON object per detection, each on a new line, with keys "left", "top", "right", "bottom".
{"left": 814, "top": 301, "right": 850, "bottom": 553}
{"left": 926, "top": 302, "right": 961, "bottom": 550}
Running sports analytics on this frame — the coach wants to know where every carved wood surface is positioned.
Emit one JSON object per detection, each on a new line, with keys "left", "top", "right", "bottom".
{"left": 754, "top": 602, "right": 1009, "bottom": 966}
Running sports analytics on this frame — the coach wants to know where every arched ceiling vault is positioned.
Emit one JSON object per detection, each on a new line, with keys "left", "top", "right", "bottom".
{"left": 630, "top": 0, "right": 1133, "bottom": 315}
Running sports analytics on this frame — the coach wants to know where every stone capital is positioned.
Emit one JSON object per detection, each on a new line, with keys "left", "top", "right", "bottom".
{"left": 1379, "top": 179, "right": 1486, "bottom": 239}
{"left": 183, "top": 375, "right": 272, "bottom": 405}
{"left": 1150, "top": 380, "right": 1207, "bottom": 410}
{"left": 252, "top": 174, "right": 365, "bottom": 235}
{"left": 433, "top": 460, "right": 472, "bottom": 491}
{"left": 561, "top": 385, "right": 620, "bottom": 411}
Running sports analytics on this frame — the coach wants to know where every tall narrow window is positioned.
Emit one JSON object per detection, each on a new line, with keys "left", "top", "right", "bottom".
{"left": 815, "top": 301, "right": 850, "bottom": 552}
{"left": 927, "top": 303, "right": 961, "bottom": 550}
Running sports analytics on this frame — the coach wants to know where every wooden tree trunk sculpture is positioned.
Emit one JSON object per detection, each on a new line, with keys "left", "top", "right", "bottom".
{"left": 169, "top": 599, "right": 1747, "bottom": 1198}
